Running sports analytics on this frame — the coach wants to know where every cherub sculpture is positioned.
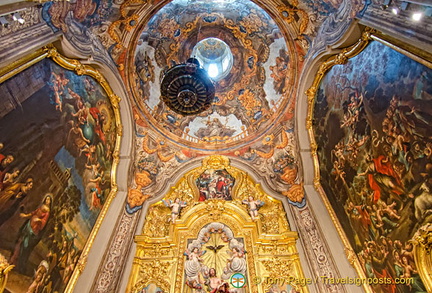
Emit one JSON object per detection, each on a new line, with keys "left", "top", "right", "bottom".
{"left": 242, "top": 196, "right": 264, "bottom": 220}
{"left": 163, "top": 197, "right": 187, "bottom": 223}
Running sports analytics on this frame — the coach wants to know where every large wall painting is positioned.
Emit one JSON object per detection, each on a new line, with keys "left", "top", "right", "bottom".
{"left": 312, "top": 36, "right": 431, "bottom": 293}
{"left": 0, "top": 47, "right": 120, "bottom": 292}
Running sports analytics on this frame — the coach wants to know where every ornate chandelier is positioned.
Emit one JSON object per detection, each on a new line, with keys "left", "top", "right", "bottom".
{"left": 160, "top": 58, "right": 215, "bottom": 116}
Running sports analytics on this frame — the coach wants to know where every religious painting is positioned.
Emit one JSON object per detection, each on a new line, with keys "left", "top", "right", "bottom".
{"left": 0, "top": 49, "right": 118, "bottom": 292}
{"left": 312, "top": 39, "right": 430, "bottom": 292}
{"left": 196, "top": 169, "right": 235, "bottom": 201}
{"left": 130, "top": 0, "right": 298, "bottom": 150}
{"left": 42, "top": 0, "right": 112, "bottom": 33}
{"left": 184, "top": 222, "right": 248, "bottom": 293}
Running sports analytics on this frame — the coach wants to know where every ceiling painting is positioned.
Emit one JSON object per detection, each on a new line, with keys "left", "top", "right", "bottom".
{"left": 39, "top": 0, "right": 360, "bottom": 68}
{"left": 312, "top": 39, "right": 431, "bottom": 293}
{"left": 130, "top": 0, "right": 299, "bottom": 151}
{"left": 42, "top": 0, "right": 115, "bottom": 33}
{"left": 127, "top": 108, "right": 303, "bottom": 212}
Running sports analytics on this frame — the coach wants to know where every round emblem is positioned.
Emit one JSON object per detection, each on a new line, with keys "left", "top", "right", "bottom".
{"left": 230, "top": 273, "right": 246, "bottom": 288}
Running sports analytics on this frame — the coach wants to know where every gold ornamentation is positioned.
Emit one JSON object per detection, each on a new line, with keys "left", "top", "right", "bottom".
{"left": 277, "top": 4, "right": 309, "bottom": 38}
{"left": 238, "top": 89, "right": 261, "bottom": 117}
{"left": 205, "top": 199, "right": 227, "bottom": 220}
{"left": 260, "top": 257, "right": 303, "bottom": 292}
{"left": 261, "top": 257, "right": 293, "bottom": 277}
{"left": 128, "top": 188, "right": 151, "bottom": 209}
{"left": 142, "top": 205, "right": 170, "bottom": 237}
{"left": 130, "top": 260, "right": 171, "bottom": 293}
{"left": 413, "top": 223, "right": 432, "bottom": 253}
{"left": 276, "top": 130, "right": 289, "bottom": 149}
{"left": 126, "top": 170, "right": 153, "bottom": 208}
{"left": 280, "top": 166, "right": 297, "bottom": 185}
{"left": 412, "top": 223, "right": 432, "bottom": 292}
{"left": 0, "top": 253, "right": 14, "bottom": 293}
{"left": 344, "top": 247, "right": 357, "bottom": 265}
{"left": 141, "top": 134, "right": 176, "bottom": 162}
{"left": 107, "top": 0, "right": 146, "bottom": 49}
{"left": 282, "top": 183, "right": 304, "bottom": 203}
{"left": 128, "top": 156, "right": 307, "bottom": 292}
{"left": 255, "top": 148, "right": 275, "bottom": 159}
{"left": 75, "top": 253, "right": 88, "bottom": 274}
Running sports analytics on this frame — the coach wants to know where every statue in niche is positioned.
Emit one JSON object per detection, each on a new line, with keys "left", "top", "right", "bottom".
{"left": 163, "top": 198, "right": 187, "bottom": 223}
{"left": 242, "top": 196, "right": 264, "bottom": 220}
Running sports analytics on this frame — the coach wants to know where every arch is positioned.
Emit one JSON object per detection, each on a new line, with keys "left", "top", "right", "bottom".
{"left": 127, "top": 155, "right": 307, "bottom": 293}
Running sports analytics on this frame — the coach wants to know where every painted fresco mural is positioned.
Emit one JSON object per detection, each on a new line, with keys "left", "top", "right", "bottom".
{"left": 313, "top": 40, "right": 431, "bottom": 292}
{"left": 41, "top": 0, "right": 345, "bottom": 65}
{"left": 131, "top": 0, "right": 297, "bottom": 148}
{"left": 42, "top": 0, "right": 115, "bottom": 33}
{"left": 126, "top": 0, "right": 306, "bottom": 208}
{"left": 127, "top": 109, "right": 304, "bottom": 213}
{"left": 0, "top": 58, "right": 117, "bottom": 292}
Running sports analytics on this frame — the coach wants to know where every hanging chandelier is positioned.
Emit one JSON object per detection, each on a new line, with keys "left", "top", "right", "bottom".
{"left": 160, "top": 58, "right": 215, "bottom": 116}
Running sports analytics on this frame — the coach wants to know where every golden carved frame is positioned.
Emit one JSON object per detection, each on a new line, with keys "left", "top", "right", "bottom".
{"left": 306, "top": 27, "right": 432, "bottom": 293}
{"left": 412, "top": 223, "right": 432, "bottom": 293}
{"left": 127, "top": 155, "right": 308, "bottom": 293}
{"left": 0, "top": 45, "right": 122, "bottom": 293}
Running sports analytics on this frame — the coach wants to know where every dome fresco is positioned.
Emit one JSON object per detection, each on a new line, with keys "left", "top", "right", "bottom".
{"left": 131, "top": 0, "right": 297, "bottom": 151}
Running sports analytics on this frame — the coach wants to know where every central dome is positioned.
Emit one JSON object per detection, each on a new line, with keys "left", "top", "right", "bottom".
{"left": 192, "top": 38, "right": 233, "bottom": 81}
{"left": 131, "top": 0, "right": 297, "bottom": 151}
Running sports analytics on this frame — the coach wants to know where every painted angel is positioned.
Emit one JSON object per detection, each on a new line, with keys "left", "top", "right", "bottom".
{"left": 242, "top": 196, "right": 264, "bottom": 220}
{"left": 163, "top": 198, "right": 187, "bottom": 222}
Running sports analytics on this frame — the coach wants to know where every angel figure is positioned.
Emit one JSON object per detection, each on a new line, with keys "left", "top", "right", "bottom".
{"left": 226, "top": 247, "right": 246, "bottom": 274}
{"left": 163, "top": 198, "right": 187, "bottom": 223}
{"left": 184, "top": 246, "right": 206, "bottom": 286}
{"left": 242, "top": 196, "right": 264, "bottom": 220}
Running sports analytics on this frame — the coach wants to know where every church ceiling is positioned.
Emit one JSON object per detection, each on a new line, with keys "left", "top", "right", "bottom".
{"left": 131, "top": 0, "right": 296, "bottom": 150}
{"left": 40, "top": 0, "right": 364, "bottom": 210}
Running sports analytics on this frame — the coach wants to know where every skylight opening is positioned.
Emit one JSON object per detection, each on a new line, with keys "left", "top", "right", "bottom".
{"left": 192, "top": 37, "right": 233, "bottom": 81}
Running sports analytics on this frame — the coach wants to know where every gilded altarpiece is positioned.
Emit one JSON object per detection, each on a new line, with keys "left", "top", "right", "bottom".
{"left": 127, "top": 156, "right": 308, "bottom": 293}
